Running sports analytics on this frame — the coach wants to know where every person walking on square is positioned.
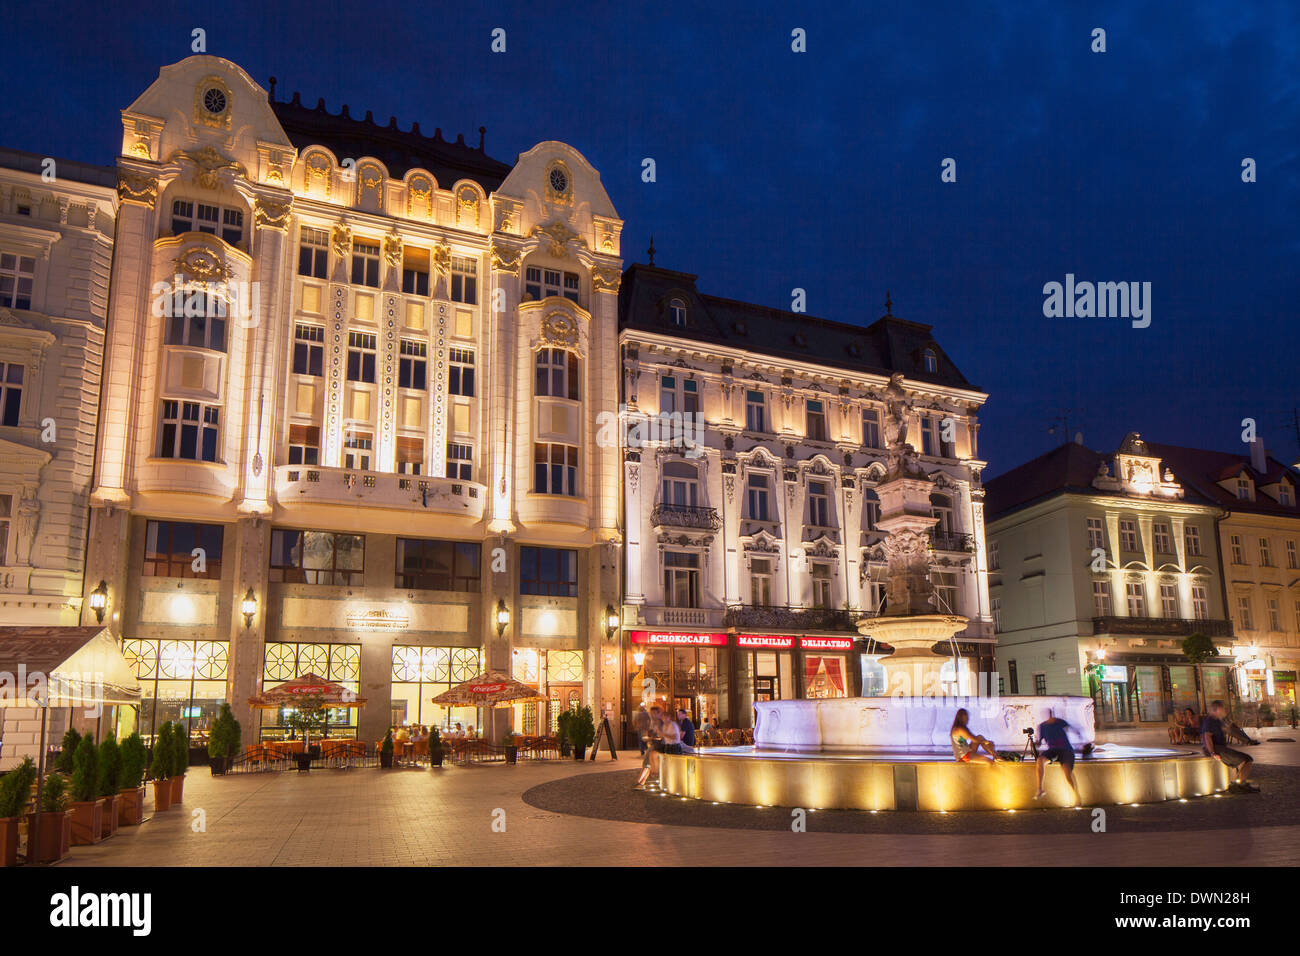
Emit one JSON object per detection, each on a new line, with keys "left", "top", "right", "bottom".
{"left": 1202, "top": 700, "right": 1259, "bottom": 793}
{"left": 633, "top": 705, "right": 651, "bottom": 757}
{"left": 634, "top": 704, "right": 666, "bottom": 790}
{"left": 1034, "top": 709, "right": 1080, "bottom": 804}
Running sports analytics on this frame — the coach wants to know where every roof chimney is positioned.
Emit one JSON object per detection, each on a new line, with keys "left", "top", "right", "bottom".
{"left": 1250, "top": 437, "right": 1267, "bottom": 474}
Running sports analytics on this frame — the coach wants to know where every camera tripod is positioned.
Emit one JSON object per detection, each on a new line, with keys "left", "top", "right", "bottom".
{"left": 1021, "top": 729, "right": 1038, "bottom": 761}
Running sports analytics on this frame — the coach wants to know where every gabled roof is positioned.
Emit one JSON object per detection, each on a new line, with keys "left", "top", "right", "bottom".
{"left": 984, "top": 441, "right": 1109, "bottom": 519}
{"left": 617, "top": 263, "right": 977, "bottom": 389}
{"left": 1145, "top": 443, "right": 1300, "bottom": 519}
{"left": 269, "top": 92, "right": 512, "bottom": 192}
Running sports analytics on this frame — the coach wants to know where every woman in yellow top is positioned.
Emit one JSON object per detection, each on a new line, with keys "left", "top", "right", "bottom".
{"left": 950, "top": 708, "right": 998, "bottom": 763}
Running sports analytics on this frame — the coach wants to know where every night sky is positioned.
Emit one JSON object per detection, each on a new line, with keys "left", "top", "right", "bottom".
{"left": 6, "top": 1, "right": 1296, "bottom": 475}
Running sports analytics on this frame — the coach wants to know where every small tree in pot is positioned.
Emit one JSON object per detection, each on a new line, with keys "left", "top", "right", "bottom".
{"left": 170, "top": 724, "right": 190, "bottom": 802}
{"left": 0, "top": 757, "right": 36, "bottom": 867}
{"left": 150, "top": 722, "right": 174, "bottom": 812}
{"left": 28, "top": 772, "right": 71, "bottom": 864}
{"left": 428, "top": 727, "right": 444, "bottom": 768}
{"left": 69, "top": 735, "right": 104, "bottom": 845}
{"left": 568, "top": 706, "right": 596, "bottom": 761}
{"left": 284, "top": 694, "right": 327, "bottom": 771}
{"left": 502, "top": 729, "right": 518, "bottom": 765}
{"left": 118, "top": 733, "right": 148, "bottom": 826}
{"left": 54, "top": 727, "right": 80, "bottom": 774}
{"left": 557, "top": 710, "right": 573, "bottom": 757}
{"left": 96, "top": 737, "right": 122, "bottom": 839}
{"left": 207, "top": 703, "right": 242, "bottom": 775}
{"left": 380, "top": 729, "right": 394, "bottom": 768}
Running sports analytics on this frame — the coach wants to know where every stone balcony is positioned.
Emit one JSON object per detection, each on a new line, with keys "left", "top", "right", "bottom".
{"left": 274, "top": 465, "right": 485, "bottom": 520}
{"left": 1092, "top": 616, "right": 1234, "bottom": 639}
{"left": 650, "top": 503, "right": 722, "bottom": 532}
{"left": 640, "top": 605, "right": 725, "bottom": 629}
{"left": 930, "top": 531, "right": 974, "bottom": 553}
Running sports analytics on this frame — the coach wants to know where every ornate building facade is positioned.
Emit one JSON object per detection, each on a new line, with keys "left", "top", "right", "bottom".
{"left": 617, "top": 265, "right": 993, "bottom": 734}
{"left": 0, "top": 148, "right": 116, "bottom": 767}
{"left": 81, "top": 56, "right": 623, "bottom": 747}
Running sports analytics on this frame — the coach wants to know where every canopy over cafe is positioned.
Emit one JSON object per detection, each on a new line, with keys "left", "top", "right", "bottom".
{"left": 625, "top": 630, "right": 858, "bottom": 733}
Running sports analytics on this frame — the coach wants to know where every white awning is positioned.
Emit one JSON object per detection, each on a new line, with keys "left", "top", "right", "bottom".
{"left": 0, "top": 626, "right": 141, "bottom": 707}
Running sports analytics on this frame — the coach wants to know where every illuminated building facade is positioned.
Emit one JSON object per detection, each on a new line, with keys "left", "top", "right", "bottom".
{"left": 617, "top": 268, "right": 994, "bottom": 734}
{"left": 81, "top": 56, "right": 623, "bottom": 746}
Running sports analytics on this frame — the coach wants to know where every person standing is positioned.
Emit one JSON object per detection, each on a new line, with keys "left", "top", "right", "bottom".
{"left": 1202, "top": 700, "right": 1259, "bottom": 793}
{"left": 633, "top": 705, "right": 651, "bottom": 757}
{"left": 677, "top": 708, "right": 696, "bottom": 749}
{"left": 1034, "top": 709, "right": 1079, "bottom": 805}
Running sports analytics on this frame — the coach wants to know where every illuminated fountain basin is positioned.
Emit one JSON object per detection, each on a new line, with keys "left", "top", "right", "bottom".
{"left": 660, "top": 697, "right": 1229, "bottom": 811}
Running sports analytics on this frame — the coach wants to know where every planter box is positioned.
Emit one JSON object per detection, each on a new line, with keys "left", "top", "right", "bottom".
{"left": 504, "top": 745, "right": 518, "bottom": 765}
{"left": 100, "top": 796, "right": 120, "bottom": 838}
{"left": 209, "top": 755, "right": 230, "bottom": 775}
{"left": 574, "top": 746, "right": 587, "bottom": 761}
{"left": 169, "top": 774, "right": 184, "bottom": 804}
{"left": 430, "top": 749, "right": 444, "bottom": 767}
{"left": 24, "top": 811, "right": 70, "bottom": 864}
{"left": 152, "top": 778, "right": 172, "bottom": 813}
{"left": 119, "top": 787, "right": 145, "bottom": 826}
{"left": 69, "top": 800, "right": 104, "bottom": 845}
{"left": 0, "top": 817, "right": 17, "bottom": 868}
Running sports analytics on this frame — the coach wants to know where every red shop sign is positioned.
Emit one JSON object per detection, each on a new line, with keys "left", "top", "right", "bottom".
{"left": 736, "top": 634, "right": 795, "bottom": 649}
{"left": 628, "top": 631, "right": 727, "bottom": 646}
{"left": 800, "top": 637, "right": 854, "bottom": 651}
{"left": 469, "top": 682, "right": 508, "bottom": 694}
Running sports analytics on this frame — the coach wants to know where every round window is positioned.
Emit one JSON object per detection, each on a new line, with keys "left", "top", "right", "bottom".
{"left": 548, "top": 167, "right": 568, "bottom": 194}
{"left": 203, "top": 87, "right": 228, "bottom": 115}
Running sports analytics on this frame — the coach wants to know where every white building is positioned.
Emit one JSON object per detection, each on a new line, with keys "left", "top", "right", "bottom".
{"left": 617, "top": 267, "right": 993, "bottom": 734}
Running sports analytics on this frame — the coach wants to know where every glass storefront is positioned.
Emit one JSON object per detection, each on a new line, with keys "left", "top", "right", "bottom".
{"left": 630, "top": 645, "right": 722, "bottom": 725}
{"left": 120, "top": 638, "right": 229, "bottom": 744}
{"left": 507, "top": 647, "right": 584, "bottom": 736}
{"left": 261, "top": 641, "right": 360, "bottom": 738}
{"left": 804, "top": 654, "right": 849, "bottom": 699}
{"left": 390, "top": 644, "right": 481, "bottom": 731}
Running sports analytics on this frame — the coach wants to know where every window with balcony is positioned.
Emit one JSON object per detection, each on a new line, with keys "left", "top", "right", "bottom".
{"left": 1093, "top": 579, "right": 1112, "bottom": 616}
{"left": 351, "top": 240, "right": 380, "bottom": 287}
{"left": 520, "top": 546, "right": 578, "bottom": 597}
{"left": 1185, "top": 525, "right": 1202, "bottom": 557}
{"left": 1191, "top": 585, "right": 1209, "bottom": 620}
{"left": 270, "top": 529, "right": 364, "bottom": 585}
{"left": 172, "top": 199, "right": 243, "bottom": 245}
{"left": 534, "top": 442, "right": 577, "bottom": 496}
{"left": 395, "top": 537, "right": 480, "bottom": 592}
{"left": 293, "top": 324, "right": 324, "bottom": 376}
{"left": 746, "top": 473, "right": 772, "bottom": 521}
{"left": 807, "top": 479, "right": 831, "bottom": 528}
{"left": 0, "top": 253, "right": 35, "bottom": 309}
{"left": 535, "top": 348, "right": 579, "bottom": 400}
{"left": 930, "top": 492, "right": 955, "bottom": 537}
{"left": 347, "top": 332, "right": 377, "bottom": 383}
{"left": 524, "top": 266, "right": 579, "bottom": 303}
{"left": 143, "top": 520, "right": 224, "bottom": 579}
{"left": 661, "top": 461, "right": 700, "bottom": 507}
{"left": 1230, "top": 535, "right": 1245, "bottom": 564}
{"left": 451, "top": 256, "right": 477, "bottom": 304}
{"left": 1258, "top": 537, "right": 1273, "bottom": 567}
{"left": 449, "top": 347, "right": 475, "bottom": 396}
{"left": 862, "top": 408, "right": 881, "bottom": 448}
{"left": 158, "top": 400, "right": 219, "bottom": 461}
{"left": 287, "top": 424, "right": 319, "bottom": 466}
{"left": 1119, "top": 519, "right": 1139, "bottom": 552}
{"left": 165, "top": 296, "right": 227, "bottom": 352}
{"left": 402, "top": 248, "right": 430, "bottom": 296}
{"left": 398, "top": 340, "right": 427, "bottom": 390}
{"left": 1152, "top": 522, "right": 1171, "bottom": 554}
{"left": 298, "top": 227, "right": 328, "bottom": 278}
{"left": 750, "top": 558, "right": 772, "bottom": 606}
{"left": 805, "top": 400, "right": 828, "bottom": 441}
{"left": 1125, "top": 579, "right": 1145, "bottom": 617}
{"left": 664, "top": 551, "right": 701, "bottom": 608}
{"left": 396, "top": 436, "right": 424, "bottom": 475}
{"left": 1160, "top": 582, "right": 1178, "bottom": 618}
{"left": 343, "top": 430, "right": 372, "bottom": 471}
{"left": 446, "top": 442, "right": 472, "bottom": 480}
{"left": 810, "top": 562, "right": 833, "bottom": 608}
{"left": 0, "top": 362, "right": 23, "bottom": 426}
{"left": 745, "top": 390, "right": 766, "bottom": 432}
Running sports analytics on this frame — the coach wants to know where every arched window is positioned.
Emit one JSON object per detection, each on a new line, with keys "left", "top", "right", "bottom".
{"left": 923, "top": 349, "right": 938, "bottom": 373}
{"left": 669, "top": 298, "right": 687, "bottom": 328}
{"left": 535, "top": 348, "right": 580, "bottom": 400}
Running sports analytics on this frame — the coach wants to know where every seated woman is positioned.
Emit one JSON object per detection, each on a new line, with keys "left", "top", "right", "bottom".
{"left": 950, "top": 708, "right": 998, "bottom": 763}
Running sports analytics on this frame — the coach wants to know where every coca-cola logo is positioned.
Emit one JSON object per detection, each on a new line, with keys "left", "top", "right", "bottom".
{"left": 469, "top": 682, "right": 507, "bottom": 694}
{"left": 288, "top": 686, "right": 328, "bottom": 695}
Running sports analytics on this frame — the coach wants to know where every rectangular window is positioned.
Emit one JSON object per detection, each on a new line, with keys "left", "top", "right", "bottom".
{"left": 0, "top": 252, "right": 36, "bottom": 310}
{"left": 862, "top": 408, "right": 880, "bottom": 448}
{"left": 805, "top": 399, "right": 827, "bottom": 442}
{"left": 1008, "top": 660, "right": 1019, "bottom": 695}
{"left": 1230, "top": 535, "right": 1245, "bottom": 564}
{"left": 524, "top": 266, "right": 579, "bottom": 302}
{"left": 1034, "top": 673, "right": 1048, "bottom": 696}
{"left": 989, "top": 539, "right": 1000, "bottom": 571}
{"left": 1267, "top": 596, "right": 1281, "bottom": 631}
{"left": 343, "top": 431, "right": 372, "bottom": 471}
{"left": 535, "top": 348, "right": 579, "bottom": 400}
{"left": 221, "top": 207, "right": 244, "bottom": 245}
{"left": 810, "top": 562, "right": 832, "bottom": 608}
{"left": 1258, "top": 537, "right": 1273, "bottom": 567}
{"left": 1152, "top": 522, "right": 1171, "bottom": 554}
{"left": 519, "top": 546, "right": 578, "bottom": 597}
{"left": 293, "top": 324, "right": 324, "bottom": 376}
{"left": 750, "top": 558, "right": 772, "bottom": 607}
{"left": 269, "top": 529, "right": 365, "bottom": 585}
{"left": 346, "top": 332, "right": 377, "bottom": 383}
{"left": 920, "top": 416, "right": 938, "bottom": 456}
{"left": 396, "top": 436, "right": 423, "bottom": 475}
{"left": 158, "top": 400, "right": 220, "bottom": 461}
{"left": 1288, "top": 540, "right": 1298, "bottom": 570}
{"left": 402, "top": 249, "right": 430, "bottom": 296}
{"left": 298, "top": 227, "right": 329, "bottom": 278}
{"left": 287, "top": 424, "right": 320, "bottom": 465}
{"left": 142, "top": 520, "right": 224, "bottom": 578}
{"left": 533, "top": 442, "right": 577, "bottom": 496}
{"left": 663, "top": 551, "right": 701, "bottom": 608}
{"left": 0, "top": 362, "right": 23, "bottom": 426}
{"left": 1119, "top": 519, "right": 1138, "bottom": 552}
{"left": 1160, "top": 583, "right": 1178, "bottom": 618}
{"left": 932, "top": 571, "right": 958, "bottom": 614}
{"left": 351, "top": 240, "right": 380, "bottom": 287}
{"left": 746, "top": 473, "right": 770, "bottom": 521}
{"left": 1237, "top": 595, "right": 1253, "bottom": 630}
{"left": 446, "top": 442, "right": 472, "bottom": 481}
{"left": 745, "top": 390, "right": 766, "bottom": 432}
{"left": 1185, "top": 525, "right": 1202, "bottom": 557}
{"left": 807, "top": 480, "right": 831, "bottom": 527}
{"left": 164, "top": 294, "right": 227, "bottom": 352}
{"left": 398, "top": 340, "right": 427, "bottom": 390}
{"left": 450, "top": 256, "right": 477, "bottom": 304}
{"left": 1191, "top": 585, "right": 1208, "bottom": 620}
{"left": 448, "top": 347, "right": 475, "bottom": 397}
{"left": 991, "top": 595, "right": 1002, "bottom": 632}
{"left": 1237, "top": 478, "right": 1250, "bottom": 501}
{"left": 395, "top": 537, "right": 480, "bottom": 592}
{"left": 1093, "top": 579, "right": 1112, "bottom": 616}
{"left": 1126, "top": 580, "right": 1146, "bottom": 617}
{"left": 0, "top": 494, "right": 9, "bottom": 563}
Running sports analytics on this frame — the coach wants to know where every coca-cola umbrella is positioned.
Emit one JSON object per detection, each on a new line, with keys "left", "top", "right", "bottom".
{"left": 428, "top": 670, "right": 545, "bottom": 709}
{"left": 248, "top": 673, "right": 367, "bottom": 709}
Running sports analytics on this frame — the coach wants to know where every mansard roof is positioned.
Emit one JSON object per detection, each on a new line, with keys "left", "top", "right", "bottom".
{"left": 617, "top": 262, "right": 977, "bottom": 390}
{"left": 269, "top": 90, "right": 512, "bottom": 192}
{"left": 1145, "top": 443, "right": 1300, "bottom": 519}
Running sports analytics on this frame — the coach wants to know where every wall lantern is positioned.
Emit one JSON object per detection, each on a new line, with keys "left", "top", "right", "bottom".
{"left": 495, "top": 599, "right": 510, "bottom": 637}
{"left": 633, "top": 650, "right": 646, "bottom": 667}
{"left": 240, "top": 588, "right": 258, "bottom": 628}
{"left": 88, "top": 580, "right": 108, "bottom": 624}
{"left": 604, "top": 604, "right": 620, "bottom": 640}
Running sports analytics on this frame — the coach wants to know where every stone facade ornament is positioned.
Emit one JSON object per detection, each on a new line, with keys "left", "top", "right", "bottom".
{"left": 540, "top": 311, "right": 579, "bottom": 347}
{"left": 173, "top": 247, "right": 227, "bottom": 283}
{"left": 531, "top": 221, "right": 586, "bottom": 259}
{"left": 490, "top": 240, "right": 521, "bottom": 275}
{"left": 592, "top": 266, "right": 622, "bottom": 294}
{"left": 117, "top": 171, "right": 158, "bottom": 207}
{"left": 171, "top": 146, "right": 245, "bottom": 190}
{"left": 331, "top": 224, "right": 352, "bottom": 259}
{"left": 13, "top": 487, "right": 40, "bottom": 566}
{"left": 382, "top": 232, "right": 402, "bottom": 268}
{"left": 254, "top": 197, "right": 291, "bottom": 230}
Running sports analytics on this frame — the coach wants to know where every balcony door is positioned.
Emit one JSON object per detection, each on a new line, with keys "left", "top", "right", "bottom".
{"left": 661, "top": 461, "right": 700, "bottom": 508}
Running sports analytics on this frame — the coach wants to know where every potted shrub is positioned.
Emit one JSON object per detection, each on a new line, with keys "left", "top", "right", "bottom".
{"left": 118, "top": 733, "right": 147, "bottom": 826}
{"left": 569, "top": 706, "right": 596, "bottom": 761}
{"left": 557, "top": 710, "right": 573, "bottom": 757}
{"left": 207, "top": 703, "right": 241, "bottom": 775}
{"left": 380, "top": 730, "right": 394, "bottom": 768}
{"left": 150, "top": 722, "right": 174, "bottom": 812}
{"left": 285, "top": 694, "right": 327, "bottom": 771}
{"left": 54, "top": 727, "right": 80, "bottom": 773}
{"left": 1290, "top": 706, "right": 1298, "bottom": 730}
{"left": 0, "top": 757, "right": 36, "bottom": 867}
{"left": 170, "top": 724, "right": 189, "bottom": 802}
{"left": 27, "top": 773, "right": 71, "bottom": 864}
{"left": 96, "top": 737, "right": 122, "bottom": 839}
{"left": 428, "top": 727, "right": 444, "bottom": 768}
{"left": 502, "top": 730, "right": 518, "bottom": 765}
{"left": 1259, "top": 703, "right": 1276, "bottom": 729}
{"left": 69, "top": 735, "right": 104, "bottom": 845}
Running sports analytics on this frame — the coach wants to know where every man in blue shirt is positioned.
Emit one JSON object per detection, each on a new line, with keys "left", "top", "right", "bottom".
{"left": 677, "top": 708, "right": 696, "bottom": 749}
{"left": 1201, "top": 700, "right": 1258, "bottom": 793}
{"left": 1034, "top": 710, "right": 1080, "bottom": 805}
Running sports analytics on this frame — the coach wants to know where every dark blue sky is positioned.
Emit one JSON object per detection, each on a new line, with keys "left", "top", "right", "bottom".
{"left": 6, "top": 1, "right": 1297, "bottom": 475}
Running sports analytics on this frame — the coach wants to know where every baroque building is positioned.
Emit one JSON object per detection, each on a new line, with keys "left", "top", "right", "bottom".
{"left": 0, "top": 148, "right": 117, "bottom": 767}
{"left": 617, "top": 266, "right": 993, "bottom": 735}
{"left": 81, "top": 56, "right": 623, "bottom": 748}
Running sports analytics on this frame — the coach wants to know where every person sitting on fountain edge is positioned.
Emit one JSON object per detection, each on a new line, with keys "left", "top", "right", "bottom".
{"left": 950, "top": 708, "right": 998, "bottom": 763}
{"left": 1034, "top": 709, "right": 1080, "bottom": 805}
{"left": 1201, "top": 700, "right": 1259, "bottom": 793}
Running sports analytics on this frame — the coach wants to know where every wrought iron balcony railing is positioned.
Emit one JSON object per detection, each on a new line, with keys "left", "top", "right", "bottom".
{"left": 1092, "top": 616, "right": 1234, "bottom": 639}
{"left": 651, "top": 503, "right": 722, "bottom": 531}
{"left": 723, "top": 604, "right": 864, "bottom": 633}
{"left": 930, "top": 532, "right": 974, "bottom": 552}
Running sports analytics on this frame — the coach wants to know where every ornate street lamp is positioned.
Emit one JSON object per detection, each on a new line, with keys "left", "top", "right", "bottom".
{"left": 604, "top": 604, "right": 620, "bottom": 641}
{"left": 88, "top": 580, "right": 108, "bottom": 624}
{"left": 495, "top": 599, "right": 510, "bottom": 637}
{"left": 240, "top": 588, "right": 258, "bottom": 629}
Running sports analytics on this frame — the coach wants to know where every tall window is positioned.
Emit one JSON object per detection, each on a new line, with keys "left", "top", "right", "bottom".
{"left": 930, "top": 493, "right": 954, "bottom": 536}
{"left": 664, "top": 552, "right": 700, "bottom": 608}
{"left": 1086, "top": 517, "right": 1105, "bottom": 550}
{"left": 1237, "top": 477, "right": 1251, "bottom": 501}
{"left": 172, "top": 199, "right": 242, "bottom": 244}
{"left": 1126, "top": 580, "right": 1146, "bottom": 617}
{"left": 287, "top": 424, "right": 319, "bottom": 465}
{"left": 398, "top": 340, "right": 427, "bottom": 390}
{"left": 920, "top": 416, "right": 939, "bottom": 456}
{"left": 745, "top": 390, "right": 766, "bottom": 432}
{"left": 343, "top": 430, "right": 372, "bottom": 470}
{"left": 451, "top": 257, "right": 477, "bottom": 303}
{"left": 1230, "top": 535, "right": 1245, "bottom": 564}
{"left": 519, "top": 546, "right": 578, "bottom": 596}
{"left": 351, "top": 240, "right": 380, "bottom": 287}
{"left": 0, "top": 362, "right": 23, "bottom": 426}
{"left": 158, "top": 400, "right": 219, "bottom": 461}
{"left": 805, "top": 400, "right": 828, "bottom": 441}
{"left": 932, "top": 571, "right": 958, "bottom": 613}
{"left": 1237, "top": 595, "right": 1253, "bottom": 630}
{"left": 1119, "top": 519, "right": 1139, "bottom": 552}
{"left": 448, "top": 347, "right": 475, "bottom": 396}
{"left": 1093, "top": 579, "right": 1112, "bottom": 616}
{"left": 863, "top": 490, "right": 879, "bottom": 531}
{"left": 661, "top": 461, "right": 700, "bottom": 507}
{"left": 347, "top": 332, "right": 377, "bottom": 383}
{"left": 750, "top": 558, "right": 772, "bottom": 606}
{"left": 1152, "top": 522, "right": 1171, "bottom": 554}
{"left": 1287, "top": 540, "right": 1298, "bottom": 570}
{"left": 922, "top": 349, "right": 938, "bottom": 373}
{"left": 165, "top": 296, "right": 227, "bottom": 352}
{"left": 1191, "top": 585, "right": 1208, "bottom": 620}
{"left": 991, "top": 595, "right": 1002, "bottom": 632}
{"left": 1159, "top": 583, "right": 1178, "bottom": 618}
{"left": 1008, "top": 659, "right": 1019, "bottom": 694}
{"left": 1258, "top": 537, "right": 1273, "bottom": 567}
{"left": 1185, "top": 525, "right": 1202, "bottom": 557}
{"left": 0, "top": 253, "right": 36, "bottom": 309}
{"left": 395, "top": 538, "right": 480, "bottom": 591}
{"left": 402, "top": 249, "right": 429, "bottom": 296}
{"left": 396, "top": 436, "right": 423, "bottom": 475}
{"left": 862, "top": 408, "right": 881, "bottom": 448}
{"left": 808, "top": 480, "right": 831, "bottom": 527}
{"left": 810, "top": 562, "right": 832, "bottom": 608}
{"left": 746, "top": 473, "right": 771, "bottom": 521}
{"left": 298, "top": 227, "right": 328, "bottom": 278}
{"left": 669, "top": 298, "right": 687, "bottom": 327}
{"left": 660, "top": 376, "right": 699, "bottom": 416}
{"left": 293, "top": 324, "right": 324, "bottom": 376}
{"left": 143, "top": 521, "right": 224, "bottom": 578}
{"left": 989, "top": 539, "right": 1000, "bottom": 571}
{"left": 0, "top": 494, "right": 10, "bottom": 563}
{"left": 446, "top": 442, "right": 472, "bottom": 480}
{"left": 534, "top": 443, "right": 577, "bottom": 495}
{"left": 1267, "top": 596, "right": 1281, "bottom": 631}
{"left": 269, "top": 530, "right": 364, "bottom": 585}
{"left": 535, "top": 349, "right": 579, "bottom": 400}
{"left": 524, "top": 266, "right": 579, "bottom": 302}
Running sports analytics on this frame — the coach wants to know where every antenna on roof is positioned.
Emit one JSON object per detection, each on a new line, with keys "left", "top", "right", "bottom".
{"left": 268, "top": 76, "right": 277, "bottom": 101}
{"left": 647, "top": 236, "right": 656, "bottom": 266}
{"left": 479, "top": 126, "right": 486, "bottom": 151}
{"left": 884, "top": 290, "right": 892, "bottom": 315}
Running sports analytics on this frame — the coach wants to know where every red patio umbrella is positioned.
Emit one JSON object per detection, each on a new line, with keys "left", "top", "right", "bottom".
{"left": 248, "top": 673, "right": 367, "bottom": 709}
